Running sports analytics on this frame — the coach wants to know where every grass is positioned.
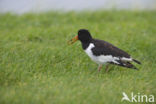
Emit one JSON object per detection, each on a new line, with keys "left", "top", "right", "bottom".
{"left": 0, "top": 11, "right": 156, "bottom": 104}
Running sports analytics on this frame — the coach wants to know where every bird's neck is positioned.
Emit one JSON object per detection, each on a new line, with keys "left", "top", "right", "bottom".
{"left": 81, "top": 42, "right": 91, "bottom": 50}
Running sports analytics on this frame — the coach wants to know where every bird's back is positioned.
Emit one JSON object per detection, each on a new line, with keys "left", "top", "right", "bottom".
{"left": 91, "top": 39, "right": 131, "bottom": 58}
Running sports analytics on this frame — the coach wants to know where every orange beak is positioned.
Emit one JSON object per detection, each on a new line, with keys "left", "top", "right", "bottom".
{"left": 68, "top": 35, "right": 78, "bottom": 44}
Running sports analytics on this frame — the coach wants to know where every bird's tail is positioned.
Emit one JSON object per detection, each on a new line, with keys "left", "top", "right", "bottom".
{"left": 132, "top": 59, "right": 141, "bottom": 64}
{"left": 123, "top": 62, "right": 138, "bottom": 70}
{"left": 110, "top": 60, "right": 138, "bottom": 70}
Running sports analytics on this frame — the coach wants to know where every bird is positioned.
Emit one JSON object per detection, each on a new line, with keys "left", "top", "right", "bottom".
{"left": 68, "top": 29, "right": 141, "bottom": 72}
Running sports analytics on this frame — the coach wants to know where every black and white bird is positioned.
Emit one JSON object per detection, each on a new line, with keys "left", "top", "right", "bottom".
{"left": 68, "top": 29, "right": 141, "bottom": 72}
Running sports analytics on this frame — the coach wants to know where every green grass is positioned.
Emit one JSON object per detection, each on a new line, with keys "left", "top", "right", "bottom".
{"left": 0, "top": 11, "right": 156, "bottom": 104}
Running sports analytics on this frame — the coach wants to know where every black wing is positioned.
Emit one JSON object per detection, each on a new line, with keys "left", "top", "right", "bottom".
{"left": 109, "top": 61, "right": 138, "bottom": 70}
{"left": 91, "top": 39, "right": 130, "bottom": 58}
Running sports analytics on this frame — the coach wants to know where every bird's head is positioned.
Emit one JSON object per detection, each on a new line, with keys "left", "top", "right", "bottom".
{"left": 68, "top": 29, "right": 92, "bottom": 44}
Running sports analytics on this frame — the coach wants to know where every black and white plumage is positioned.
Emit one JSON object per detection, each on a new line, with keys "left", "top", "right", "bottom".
{"left": 69, "top": 29, "right": 141, "bottom": 72}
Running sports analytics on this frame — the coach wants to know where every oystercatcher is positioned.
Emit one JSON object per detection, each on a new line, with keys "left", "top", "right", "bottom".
{"left": 68, "top": 29, "right": 141, "bottom": 72}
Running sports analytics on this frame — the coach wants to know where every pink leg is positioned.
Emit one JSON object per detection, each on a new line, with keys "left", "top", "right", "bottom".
{"left": 98, "top": 64, "right": 103, "bottom": 72}
{"left": 105, "top": 64, "right": 109, "bottom": 72}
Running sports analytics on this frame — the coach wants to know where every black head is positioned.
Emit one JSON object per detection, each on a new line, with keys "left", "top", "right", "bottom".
{"left": 78, "top": 29, "right": 92, "bottom": 43}
{"left": 67, "top": 29, "right": 92, "bottom": 45}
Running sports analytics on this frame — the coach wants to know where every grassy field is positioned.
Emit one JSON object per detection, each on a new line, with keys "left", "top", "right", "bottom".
{"left": 0, "top": 11, "right": 156, "bottom": 104}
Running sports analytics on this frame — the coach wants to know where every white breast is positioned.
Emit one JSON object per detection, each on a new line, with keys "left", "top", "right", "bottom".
{"left": 84, "top": 43, "right": 120, "bottom": 65}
